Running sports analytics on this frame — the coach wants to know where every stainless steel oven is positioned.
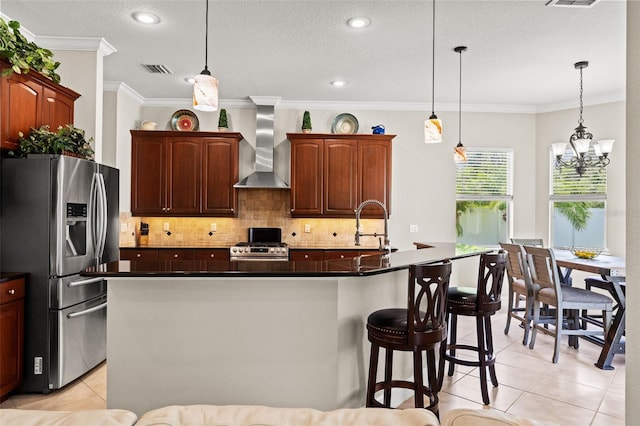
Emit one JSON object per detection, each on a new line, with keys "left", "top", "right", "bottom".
{"left": 230, "top": 227, "right": 289, "bottom": 261}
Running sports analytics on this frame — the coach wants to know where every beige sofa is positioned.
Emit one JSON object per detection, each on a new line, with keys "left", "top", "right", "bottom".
{"left": 0, "top": 405, "right": 556, "bottom": 426}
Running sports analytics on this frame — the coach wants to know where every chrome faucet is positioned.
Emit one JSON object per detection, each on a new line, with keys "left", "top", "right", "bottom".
{"left": 354, "top": 199, "right": 390, "bottom": 253}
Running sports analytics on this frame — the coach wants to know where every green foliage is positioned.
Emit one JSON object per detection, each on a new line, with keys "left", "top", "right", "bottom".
{"left": 302, "top": 111, "right": 312, "bottom": 130}
{"left": 553, "top": 201, "right": 603, "bottom": 232}
{"left": 0, "top": 18, "right": 61, "bottom": 83}
{"left": 218, "top": 109, "right": 228, "bottom": 128}
{"left": 12, "top": 125, "right": 94, "bottom": 160}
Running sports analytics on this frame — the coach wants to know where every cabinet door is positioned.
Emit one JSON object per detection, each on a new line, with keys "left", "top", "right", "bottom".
{"left": 131, "top": 136, "right": 166, "bottom": 215}
{"left": 324, "top": 139, "right": 358, "bottom": 216}
{"left": 290, "top": 139, "right": 323, "bottom": 216}
{"left": 42, "top": 87, "right": 75, "bottom": 131}
{"left": 358, "top": 139, "right": 392, "bottom": 217}
{"left": 167, "top": 137, "right": 201, "bottom": 215}
{"left": 202, "top": 138, "right": 238, "bottom": 216}
{"left": 1, "top": 75, "right": 43, "bottom": 151}
{"left": 0, "top": 277, "right": 25, "bottom": 399}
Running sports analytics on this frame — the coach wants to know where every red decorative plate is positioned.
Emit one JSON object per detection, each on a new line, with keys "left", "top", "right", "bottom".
{"left": 170, "top": 109, "right": 199, "bottom": 131}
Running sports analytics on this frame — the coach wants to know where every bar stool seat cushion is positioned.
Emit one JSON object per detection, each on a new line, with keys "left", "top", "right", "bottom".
{"left": 537, "top": 286, "right": 613, "bottom": 306}
{"left": 367, "top": 308, "right": 432, "bottom": 334}
{"left": 447, "top": 287, "right": 478, "bottom": 306}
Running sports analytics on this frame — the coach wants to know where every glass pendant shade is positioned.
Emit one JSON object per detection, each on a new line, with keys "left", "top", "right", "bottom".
{"left": 552, "top": 142, "right": 567, "bottom": 157}
{"left": 573, "top": 138, "right": 590, "bottom": 155}
{"left": 193, "top": 71, "right": 219, "bottom": 111}
{"left": 597, "top": 139, "right": 615, "bottom": 155}
{"left": 454, "top": 142, "right": 467, "bottom": 163}
{"left": 424, "top": 115, "right": 443, "bottom": 143}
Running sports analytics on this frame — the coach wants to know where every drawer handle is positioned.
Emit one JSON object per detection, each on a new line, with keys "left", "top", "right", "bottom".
{"left": 8, "top": 289, "right": 15, "bottom": 295}
{"left": 136, "top": 253, "right": 142, "bottom": 258}
{"left": 210, "top": 254, "right": 215, "bottom": 258}
{"left": 304, "top": 254, "right": 309, "bottom": 259}
{"left": 174, "top": 254, "right": 179, "bottom": 258}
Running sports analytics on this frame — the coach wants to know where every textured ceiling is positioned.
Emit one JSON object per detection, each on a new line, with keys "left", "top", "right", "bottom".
{"left": 1, "top": 0, "right": 627, "bottom": 111}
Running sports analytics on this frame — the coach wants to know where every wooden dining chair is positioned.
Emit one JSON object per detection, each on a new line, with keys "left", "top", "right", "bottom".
{"left": 523, "top": 246, "right": 614, "bottom": 363}
{"left": 499, "top": 242, "right": 535, "bottom": 345}
{"left": 510, "top": 238, "right": 543, "bottom": 247}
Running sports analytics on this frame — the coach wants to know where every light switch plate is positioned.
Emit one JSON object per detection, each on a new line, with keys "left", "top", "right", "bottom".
{"left": 163, "top": 222, "right": 170, "bottom": 231}
{"left": 409, "top": 225, "right": 419, "bottom": 233}
{"left": 304, "top": 224, "right": 311, "bottom": 233}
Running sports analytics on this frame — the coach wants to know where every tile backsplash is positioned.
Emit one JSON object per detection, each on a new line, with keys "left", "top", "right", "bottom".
{"left": 119, "top": 189, "right": 384, "bottom": 248}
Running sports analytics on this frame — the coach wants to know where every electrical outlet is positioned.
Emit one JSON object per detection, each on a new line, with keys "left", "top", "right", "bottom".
{"left": 210, "top": 223, "right": 217, "bottom": 232}
{"left": 163, "top": 222, "right": 170, "bottom": 231}
{"left": 304, "top": 224, "right": 311, "bottom": 233}
{"left": 409, "top": 225, "right": 419, "bottom": 233}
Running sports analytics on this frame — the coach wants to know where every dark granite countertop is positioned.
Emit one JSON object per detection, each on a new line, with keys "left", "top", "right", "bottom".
{"left": 0, "top": 272, "right": 28, "bottom": 282}
{"left": 85, "top": 243, "right": 489, "bottom": 278}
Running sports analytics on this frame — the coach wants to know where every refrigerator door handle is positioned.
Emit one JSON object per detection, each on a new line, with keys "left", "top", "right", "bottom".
{"left": 96, "top": 174, "right": 108, "bottom": 258}
{"left": 67, "top": 301, "right": 108, "bottom": 319}
{"left": 67, "top": 277, "right": 104, "bottom": 287}
{"left": 89, "top": 172, "right": 99, "bottom": 257}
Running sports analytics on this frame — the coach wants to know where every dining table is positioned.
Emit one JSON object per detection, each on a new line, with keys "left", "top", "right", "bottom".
{"left": 553, "top": 249, "right": 626, "bottom": 370}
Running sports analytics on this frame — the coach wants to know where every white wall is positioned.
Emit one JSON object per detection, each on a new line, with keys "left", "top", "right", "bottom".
{"left": 536, "top": 101, "right": 626, "bottom": 257}
{"left": 626, "top": 0, "right": 639, "bottom": 421}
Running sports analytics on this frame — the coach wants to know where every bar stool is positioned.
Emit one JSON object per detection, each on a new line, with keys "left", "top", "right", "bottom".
{"left": 366, "top": 260, "right": 452, "bottom": 416}
{"left": 438, "top": 251, "right": 507, "bottom": 405}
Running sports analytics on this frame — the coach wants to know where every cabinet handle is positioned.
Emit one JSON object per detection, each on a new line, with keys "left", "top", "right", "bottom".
{"left": 304, "top": 254, "right": 309, "bottom": 259}
{"left": 136, "top": 253, "right": 142, "bottom": 258}
{"left": 210, "top": 254, "right": 215, "bottom": 258}
{"left": 174, "top": 254, "right": 179, "bottom": 258}
{"left": 8, "top": 289, "right": 15, "bottom": 295}
{"left": 340, "top": 255, "right": 345, "bottom": 258}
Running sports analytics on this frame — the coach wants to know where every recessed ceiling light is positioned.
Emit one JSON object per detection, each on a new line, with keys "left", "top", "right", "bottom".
{"left": 331, "top": 80, "right": 347, "bottom": 87}
{"left": 132, "top": 11, "right": 160, "bottom": 25}
{"left": 184, "top": 77, "right": 195, "bottom": 84}
{"left": 347, "top": 17, "right": 370, "bottom": 29}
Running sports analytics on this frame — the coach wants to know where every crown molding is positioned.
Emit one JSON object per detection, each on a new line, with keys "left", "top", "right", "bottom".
{"left": 36, "top": 36, "right": 117, "bottom": 56}
{"left": 537, "top": 91, "right": 626, "bottom": 113}
{"left": 104, "top": 81, "right": 145, "bottom": 104}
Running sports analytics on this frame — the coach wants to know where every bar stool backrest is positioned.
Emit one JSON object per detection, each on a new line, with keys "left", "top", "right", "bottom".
{"left": 476, "top": 251, "right": 508, "bottom": 314}
{"left": 500, "top": 242, "right": 529, "bottom": 284}
{"left": 408, "top": 261, "right": 452, "bottom": 346}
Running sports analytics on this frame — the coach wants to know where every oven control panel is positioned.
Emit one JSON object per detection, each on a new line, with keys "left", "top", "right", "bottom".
{"left": 230, "top": 245, "right": 289, "bottom": 259}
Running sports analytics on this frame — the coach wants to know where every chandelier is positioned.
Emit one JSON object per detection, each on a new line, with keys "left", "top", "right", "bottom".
{"left": 552, "top": 61, "right": 614, "bottom": 176}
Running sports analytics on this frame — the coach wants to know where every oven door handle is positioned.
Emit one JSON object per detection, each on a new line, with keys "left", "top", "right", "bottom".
{"left": 67, "top": 301, "right": 107, "bottom": 319}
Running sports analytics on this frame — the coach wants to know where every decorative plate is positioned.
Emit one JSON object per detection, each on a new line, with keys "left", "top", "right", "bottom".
{"left": 331, "top": 113, "right": 359, "bottom": 134}
{"left": 170, "top": 109, "right": 199, "bottom": 131}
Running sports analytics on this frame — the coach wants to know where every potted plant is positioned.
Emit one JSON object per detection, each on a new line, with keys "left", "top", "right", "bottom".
{"left": 0, "top": 18, "right": 61, "bottom": 83}
{"left": 12, "top": 124, "right": 94, "bottom": 160}
{"left": 218, "top": 109, "right": 228, "bottom": 132}
{"left": 302, "top": 111, "right": 312, "bottom": 133}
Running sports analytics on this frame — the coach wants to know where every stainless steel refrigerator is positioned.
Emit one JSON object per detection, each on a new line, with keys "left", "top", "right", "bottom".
{"left": 1, "top": 155, "right": 119, "bottom": 393}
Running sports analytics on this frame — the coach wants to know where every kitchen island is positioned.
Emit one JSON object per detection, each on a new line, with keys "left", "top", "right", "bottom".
{"left": 84, "top": 243, "right": 486, "bottom": 416}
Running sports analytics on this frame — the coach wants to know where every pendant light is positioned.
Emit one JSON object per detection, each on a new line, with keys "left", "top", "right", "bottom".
{"left": 453, "top": 46, "right": 467, "bottom": 163}
{"left": 193, "top": 0, "right": 219, "bottom": 112}
{"left": 424, "top": 0, "right": 442, "bottom": 143}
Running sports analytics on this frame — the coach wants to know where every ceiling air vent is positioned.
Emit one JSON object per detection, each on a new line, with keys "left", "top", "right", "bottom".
{"left": 141, "top": 64, "right": 174, "bottom": 74}
{"left": 545, "top": 0, "right": 601, "bottom": 8}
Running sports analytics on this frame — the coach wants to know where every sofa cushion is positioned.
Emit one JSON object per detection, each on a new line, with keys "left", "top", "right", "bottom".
{"left": 0, "top": 408, "right": 137, "bottom": 426}
{"left": 135, "top": 404, "right": 440, "bottom": 426}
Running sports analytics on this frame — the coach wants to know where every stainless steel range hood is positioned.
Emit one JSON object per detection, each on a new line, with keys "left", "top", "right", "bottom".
{"left": 234, "top": 96, "right": 289, "bottom": 189}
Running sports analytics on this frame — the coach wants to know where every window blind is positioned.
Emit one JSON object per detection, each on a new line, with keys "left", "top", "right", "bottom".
{"left": 551, "top": 146, "right": 607, "bottom": 197}
{"left": 456, "top": 149, "right": 514, "bottom": 199}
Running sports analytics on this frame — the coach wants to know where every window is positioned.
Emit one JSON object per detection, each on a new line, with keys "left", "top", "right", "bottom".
{"left": 550, "top": 146, "right": 607, "bottom": 248}
{"left": 456, "top": 149, "right": 513, "bottom": 246}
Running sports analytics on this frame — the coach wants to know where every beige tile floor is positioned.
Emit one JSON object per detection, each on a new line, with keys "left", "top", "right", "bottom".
{"left": 0, "top": 312, "right": 625, "bottom": 425}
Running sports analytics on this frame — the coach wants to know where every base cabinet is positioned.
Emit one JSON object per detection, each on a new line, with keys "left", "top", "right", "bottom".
{"left": 130, "top": 131, "right": 240, "bottom": 217}
{"left": 120, "top": 248, "right": 230, "bottom": 262}
{"left": 288, "top": 133, "right": 394, "bottom": 218}
{"left": 0, "top": 275, "right": 26, "bottom": 401}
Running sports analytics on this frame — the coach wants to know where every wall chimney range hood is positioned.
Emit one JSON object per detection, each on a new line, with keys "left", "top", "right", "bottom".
{"left": 234, "top": 96, "right": 289, "bottom": 189}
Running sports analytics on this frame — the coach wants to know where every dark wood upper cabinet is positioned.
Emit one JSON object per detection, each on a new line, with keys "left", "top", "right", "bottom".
{"left": 290, "top": 138, "right": 324, "bottom": 216}
{"left": 1, "top": 60, "right": 80, "bottom": 151}
{"left": 130, "top": 130, "right": 241, "bottom": 217}
{"left": 288, "top": 133, "right": 394, "bottom": 218}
